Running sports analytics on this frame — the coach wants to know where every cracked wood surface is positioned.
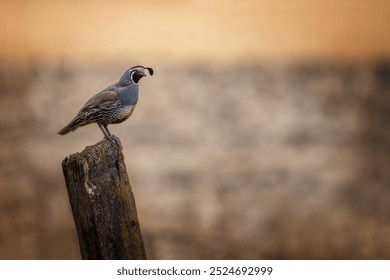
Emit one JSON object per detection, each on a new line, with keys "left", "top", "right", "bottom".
{"left": 62, "top": 137, "right": 146, "bottom": 260}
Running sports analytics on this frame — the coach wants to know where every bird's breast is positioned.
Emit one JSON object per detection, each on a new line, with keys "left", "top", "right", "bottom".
{"left": 105, "top": 105, "right": 136, "bottom": 124}
{"left": 118, "top": 84, "right": 139, "bottom": 106}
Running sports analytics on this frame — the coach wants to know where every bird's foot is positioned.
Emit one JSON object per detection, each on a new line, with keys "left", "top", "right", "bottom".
{"left": 104, "top": 135, "right": 123, "bottom": 150}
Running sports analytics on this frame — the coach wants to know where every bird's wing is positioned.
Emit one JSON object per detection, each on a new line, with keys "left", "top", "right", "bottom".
{"left": 81, "top": 89, "right": 119, "bottom": 111}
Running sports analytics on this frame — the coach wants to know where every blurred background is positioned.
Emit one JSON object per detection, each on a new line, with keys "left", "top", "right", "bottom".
{"left": 0, "top": 0, "right": 389, "bottom": 259}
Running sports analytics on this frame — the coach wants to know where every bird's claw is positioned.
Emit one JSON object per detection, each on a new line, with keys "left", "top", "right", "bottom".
{"left": 104, "top": 135, "right": 123, "bottom": 150}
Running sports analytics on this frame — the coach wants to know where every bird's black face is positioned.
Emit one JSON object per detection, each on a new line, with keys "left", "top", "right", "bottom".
{"left": 129, "top": 66, "right": 154, "bottom": 85}
{"left": 131, "top": 69, "right": 146, "bottom": 84}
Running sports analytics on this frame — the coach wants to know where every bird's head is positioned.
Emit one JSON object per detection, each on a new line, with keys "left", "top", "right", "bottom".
{"left": 120, "top": 65, "right": 154, "bottom": 85}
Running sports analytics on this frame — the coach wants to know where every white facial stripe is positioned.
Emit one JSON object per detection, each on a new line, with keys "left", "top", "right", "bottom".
{"left": 130, "top": 67, "right": 144, "bottom": 73}
{"left": 130, "top": 71, "right": 137, "bottom": 84}
{"left": 130, "top": 68, "right": 145, "bottom": 84}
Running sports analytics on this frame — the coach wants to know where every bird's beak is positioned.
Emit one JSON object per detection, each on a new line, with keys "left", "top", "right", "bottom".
{"left": 137, "top": 69, "right": 147, "bottom": 77}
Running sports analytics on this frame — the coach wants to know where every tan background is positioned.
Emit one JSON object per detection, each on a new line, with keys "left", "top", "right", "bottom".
{"left": 1, "top": 0, "right": 389, "bottom": 62}
{"left": 0, "top": 0, "right": 389, "bottom": 259}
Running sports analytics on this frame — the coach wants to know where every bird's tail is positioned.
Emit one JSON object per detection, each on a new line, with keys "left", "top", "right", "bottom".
{"left": 58, "top": 113, "right": 88, "bottom": 135}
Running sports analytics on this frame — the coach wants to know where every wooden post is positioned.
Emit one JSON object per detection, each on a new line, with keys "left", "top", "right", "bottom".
{"left": 62, "top": 137, "right": 146, "bottom": 260}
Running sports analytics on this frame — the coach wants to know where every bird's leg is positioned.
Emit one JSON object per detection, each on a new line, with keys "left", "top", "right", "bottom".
{"left": 104, "top": 124, "right": 112, "bottom": 137}
{"left": 98, "top": 123, "right": 111, "bottom": 139}
{"left": 99, "top": 124, "right": 122, "bottom": 149}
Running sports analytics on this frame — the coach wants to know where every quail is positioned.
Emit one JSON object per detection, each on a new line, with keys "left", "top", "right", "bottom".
{"left": 58, "top": 65, "right": 153, "bottom": 138}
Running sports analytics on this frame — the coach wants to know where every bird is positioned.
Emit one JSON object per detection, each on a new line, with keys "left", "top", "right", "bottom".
{"left": 58, "top": 65, "right": 153, "bottom": 138}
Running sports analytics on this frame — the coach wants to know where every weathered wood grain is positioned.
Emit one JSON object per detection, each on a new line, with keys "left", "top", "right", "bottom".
{"left": 62, "top": 137, "right": 146, "bottom": 260}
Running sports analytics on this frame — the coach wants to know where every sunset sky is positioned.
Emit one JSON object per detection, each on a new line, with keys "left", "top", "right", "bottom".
{"left": 1, "top": 0, "right": 389, "bottom": 63}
